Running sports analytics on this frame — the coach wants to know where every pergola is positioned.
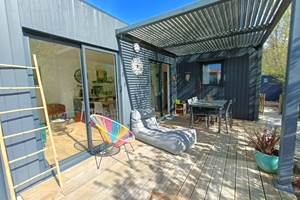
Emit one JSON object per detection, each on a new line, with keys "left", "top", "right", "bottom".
{"left": 117, "top": 0, "right": 300, "bottom": 193}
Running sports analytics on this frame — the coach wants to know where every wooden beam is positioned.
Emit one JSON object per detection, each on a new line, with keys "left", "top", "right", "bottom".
{"left": 9, "top": 148, "right": 47, "bottom": 164}
{"left": 0, "top": 123, "right": 16, "bottom": 200}
{"left": 13, "top": 167, "right": 56, "bottom": 189}
{"left": 33, "top": 54, "right": 63, "bottom": 189}
{"left": 0, "top": 107, "right": 43, "bottom": 115}
{"left": 4, "top": 126, "right": 48, "bottom": 139}
{"left": 0, "top": 63, "right": 35, "bottom": 69}
{"left": 0, "top": 86, "right": 39, "bottom": 90}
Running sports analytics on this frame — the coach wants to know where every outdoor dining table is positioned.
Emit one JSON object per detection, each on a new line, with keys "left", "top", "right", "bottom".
{"left": 189, "top": 99, "right": 227, "bottom": 133}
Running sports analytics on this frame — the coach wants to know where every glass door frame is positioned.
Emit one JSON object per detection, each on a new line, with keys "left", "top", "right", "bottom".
{"left": 149, "top": 60, "right": 171, "bottom": 117}
{"left": 81, "top": 45, "right": 121, "bottom": 153}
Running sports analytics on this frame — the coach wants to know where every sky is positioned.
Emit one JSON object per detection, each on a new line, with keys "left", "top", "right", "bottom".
{"left": 86, "top": 0, "right": 197, "bottom": 24}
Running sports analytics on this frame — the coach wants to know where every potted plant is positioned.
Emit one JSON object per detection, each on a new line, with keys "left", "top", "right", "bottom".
{"left": 248, "top": 127, "right": 280, "bottom": 173}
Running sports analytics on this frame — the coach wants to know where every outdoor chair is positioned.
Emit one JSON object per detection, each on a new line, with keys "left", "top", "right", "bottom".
{"left": 207, "top": 99, "right": 233, "bottom": 133}
{"left": 187, "top": 98, "right": 209, "bottom": 127}
{"left": 89, "top": 114, "right": 135, "bottom": 168}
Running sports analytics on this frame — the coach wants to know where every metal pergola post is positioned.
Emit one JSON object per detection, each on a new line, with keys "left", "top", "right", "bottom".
{"left": 275, "top": 0, "right": 300, "bottom": 193}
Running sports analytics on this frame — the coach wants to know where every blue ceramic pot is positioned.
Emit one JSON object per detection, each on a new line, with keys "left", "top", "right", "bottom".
{"left": 255, "top": 150, "right": 279, "bottom": 173}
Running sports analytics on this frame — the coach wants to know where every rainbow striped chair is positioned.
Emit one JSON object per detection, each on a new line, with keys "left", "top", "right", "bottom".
{"left": 89, "top": 114, "right": 135, "bottom": 151}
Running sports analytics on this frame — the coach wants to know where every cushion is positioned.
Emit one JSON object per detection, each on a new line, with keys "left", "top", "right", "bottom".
{"left": 144, "top": 117, "right": 159, "bottom": 128}
{"left": 130, "top": 110, "right": 197, "bottom": 155}
{"left": 137, "top": 108, "right": 155, "bottom": 119}
{"left": 134, "top": 127, "right": 187, "bottom": 155}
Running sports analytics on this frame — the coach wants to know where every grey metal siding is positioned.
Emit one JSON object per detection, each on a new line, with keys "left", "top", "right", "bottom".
{"left": 224, "top": 55, "right": 250, "bottom": 120}
{"left": 248, "top": 48, "right": 263, "bottom": 120}
{"left": 118, "top": 54, "right": 132, "bottom": 126}
{"left": 176, "top": 48, "right": 261, "bottom": 120}
{"left": 17, "top": 0, "right": 127, "bottom": 51}
{"left": 0, "top": 0, "right": 128, "bottom": 195}
{"left": 176, "top": 62, "right": 201, "bottom": 100}
{"left": 118, "top": 39, "right": 177, "bottom": 112}
{"left": 0, "top": 0, "right": 45, "bottom": 196}
{"left": 0, "top": 155, "right": 8, "bottom": 200}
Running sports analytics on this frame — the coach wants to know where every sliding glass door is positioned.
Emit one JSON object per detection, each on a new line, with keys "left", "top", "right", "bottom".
{"left": 28, "top": 37, "right": 119, "bottom": 163}
{"left": 82, "top": 46, "right": 118, "bottom": 150}
{"left": 29, "top": 37, "right": 88, "bottom": 164}
{"left": 150, "top": 62, "right": 170, "bottom": 117}
{"left": 151, "top": 62, "right": 161, "bottom": 115}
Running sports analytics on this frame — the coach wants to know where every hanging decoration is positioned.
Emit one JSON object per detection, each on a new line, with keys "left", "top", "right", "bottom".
{"left": 131, "top": 57, "right": 143, "bottom": 75}
{"left": 131, "top": 43, "right": 144, "bottom": 76}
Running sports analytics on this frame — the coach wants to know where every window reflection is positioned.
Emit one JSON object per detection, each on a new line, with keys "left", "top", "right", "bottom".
{"left": 85, "top": 49, "right": 118, "bottom": 120}
{"left": 202, "top": 63, "right": 222, "bottom": 85}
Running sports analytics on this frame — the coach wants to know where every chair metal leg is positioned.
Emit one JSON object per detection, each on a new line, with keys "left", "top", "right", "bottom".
{"left": 230, "top": 115, "right": 233, "bottom": 128}
{"left": 124, "top": 144, "right": 131, "bottom": 162}
{"left": 206, "top": 116, "right": 210, "bottom": 128}
{"left": 225, "top": 116, "right": 229, "bottom": 134}
{"left": 129, "top": 143, "right": 134, "bottom": 152}
{"left": 94, "top": 153, "right": 103, "bottom": 170}
{"left": 190, "top": 110, "right": 194, "bottom": 127}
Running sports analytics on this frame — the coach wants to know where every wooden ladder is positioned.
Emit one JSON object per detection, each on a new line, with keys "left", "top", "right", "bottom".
{"left": 0, "top": 54, "right": 63, "bottom": 200}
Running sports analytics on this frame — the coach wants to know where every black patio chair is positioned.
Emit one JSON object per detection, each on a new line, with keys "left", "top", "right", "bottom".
{"left": 207, "top": 99, "right": 233, "bottom": 133}
{"left": 187, "top": 98, "right": 210, "bottom": 128}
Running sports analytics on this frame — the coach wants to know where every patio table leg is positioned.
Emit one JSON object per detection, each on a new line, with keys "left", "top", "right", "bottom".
{"left": 190, "top": 107, "right": 194, "bottom": 127}
{"left": 218, "top": 108, "right": 222, "bottom": 133}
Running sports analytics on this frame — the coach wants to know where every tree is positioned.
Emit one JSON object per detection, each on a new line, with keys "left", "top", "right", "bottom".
{"left": 262, "top": 7, "right": 291, "bottom": 83}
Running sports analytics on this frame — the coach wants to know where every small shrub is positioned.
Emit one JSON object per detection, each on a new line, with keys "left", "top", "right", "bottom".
{"left": 248, "top": 127, "right": 280, "bottom": 155}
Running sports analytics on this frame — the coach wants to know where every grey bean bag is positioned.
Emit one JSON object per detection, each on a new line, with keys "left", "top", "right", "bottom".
{"left": 130, "top": 109, "right": 196, "bottom": 155}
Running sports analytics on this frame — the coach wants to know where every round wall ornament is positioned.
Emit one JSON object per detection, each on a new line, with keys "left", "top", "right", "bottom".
{"left": 74, "top": 69, "right": 82, "bottom": 83}
{"left": 131, "top": 57, "right": 143, "bottom": 75}
{"left": 133, "top": 43, "right": 140, "bottom": 53}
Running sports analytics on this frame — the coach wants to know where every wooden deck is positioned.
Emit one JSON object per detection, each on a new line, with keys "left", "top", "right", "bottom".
{"left": 45, "top": 122, "right": 103, "bottom": 164}
{"left": 20, "top": 117, "right": 296, "bottom": 200}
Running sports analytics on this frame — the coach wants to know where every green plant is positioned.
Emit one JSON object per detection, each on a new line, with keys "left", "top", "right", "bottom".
{"left": 248, "top": 127, "right": 280, "bottom": 155}
{"left": 175, "top": 99, "right": 181, "bottom": 104}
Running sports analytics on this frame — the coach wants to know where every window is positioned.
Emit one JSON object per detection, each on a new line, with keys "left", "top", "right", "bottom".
{"left": 85, "top": 48, "right": 118, "bottom": 120}
{"left": 202, "top": 63, "right": 222, "bottom": 85}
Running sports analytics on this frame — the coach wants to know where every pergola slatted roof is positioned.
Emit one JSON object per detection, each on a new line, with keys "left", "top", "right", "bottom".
{"left": 117, "top": 0, "right": 290, "bottom": 56}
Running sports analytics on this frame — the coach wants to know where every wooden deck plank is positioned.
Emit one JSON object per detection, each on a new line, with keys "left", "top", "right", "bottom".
{"left": 254, "top": 170, "right": 281, "bottom": 200}
{"left": 20, "top": 117, "right": 297, "bottom": 200}
{"left": 120, "top": 148, "right": 194, "bottom": 200}
{"left": 271, "top": 174, "right": 297, "bottom": 200}
{"left": 65, "top": 144, "right": 170, "bottom": 200}
{"left": 205, "top": 132, "right": 231, "bottom": 200}
{"left": 190, "top": 132, "right": 224, "bottom": 200}
{"left": 245, "top": 143, "right": 267, "bottom": 200}
{"left": 235, "top": 129, "right": 250, "bottom": 200}
{"left": 177, "top": 152, "right": 209, "bottom": 199}
{"left": 219, "top": 132, "right": 237, "bottom": 200}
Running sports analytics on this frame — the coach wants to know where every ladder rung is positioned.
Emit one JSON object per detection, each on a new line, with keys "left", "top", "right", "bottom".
{"left": 0, "top": 86, "right": 40, "bottom": 90}
{"left": 9, "top": 148, "right": 47, "bottom": 164}
{"left": 0, "top": 63, "right": 35, "bottom": 69}
{"left": 4, "top": 126, "right": 48, "bottom": 139}
{"left": 13, "top": 166, "right": 56, "bottom": 189}
{"left": 0, "top": 107, "right": 44, "bottom": 115}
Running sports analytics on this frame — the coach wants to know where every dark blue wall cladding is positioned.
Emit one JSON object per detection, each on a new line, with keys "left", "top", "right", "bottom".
{"left": 176, "top": 47, "right": 262, "bottom": 120}
{"left": 176, "top": 62, "right": 200, "bottom": 100}
{"left": 119, "top": 39, "right": 177, "bottom": 112}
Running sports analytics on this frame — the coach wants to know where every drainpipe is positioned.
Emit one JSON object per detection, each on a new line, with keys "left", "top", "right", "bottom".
{"left": 274, "top": 0, "right": 300, "bottom": 193}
